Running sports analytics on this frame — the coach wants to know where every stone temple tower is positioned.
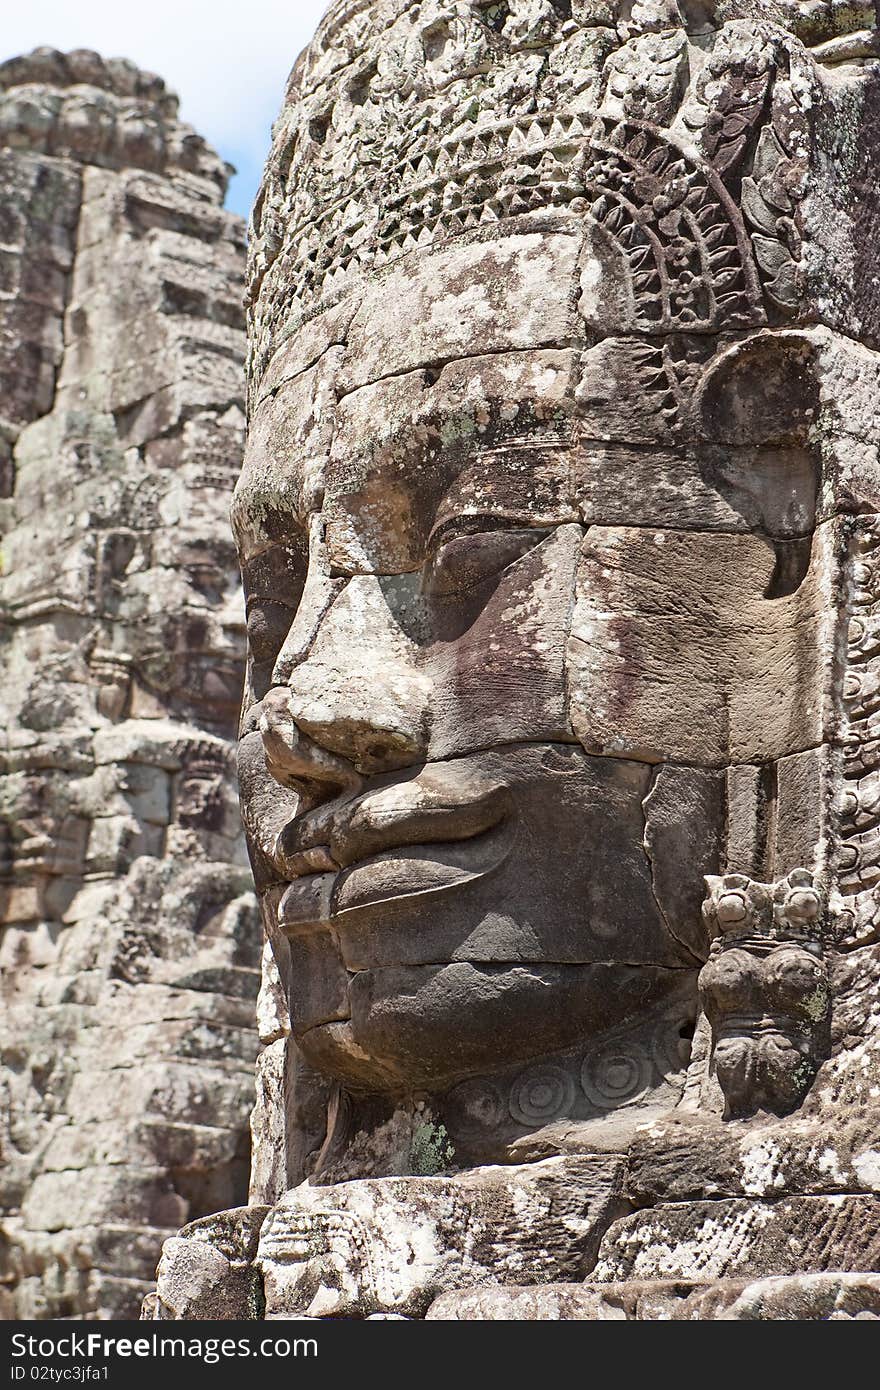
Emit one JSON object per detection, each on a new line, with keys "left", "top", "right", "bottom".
{"left": 0, "top": 49, "right": 260, "bottom": 1320}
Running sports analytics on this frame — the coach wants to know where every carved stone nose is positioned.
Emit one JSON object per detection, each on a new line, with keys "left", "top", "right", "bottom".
{"left": 259, "top": 685, "right": 362, "bottom": 804}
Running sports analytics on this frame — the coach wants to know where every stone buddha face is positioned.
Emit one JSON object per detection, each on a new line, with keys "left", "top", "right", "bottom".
{"left": 234, "top": 0, "right": 840, "bottom": 1134}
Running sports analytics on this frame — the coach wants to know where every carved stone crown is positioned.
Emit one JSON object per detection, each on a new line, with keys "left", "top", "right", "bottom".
{"left": 703, "top": 868, "right": 829, "bottom": 948}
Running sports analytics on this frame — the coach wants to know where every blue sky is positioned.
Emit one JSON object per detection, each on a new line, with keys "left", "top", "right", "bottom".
{"left": 0, "top": 0, "right": 330, "bottom": 221}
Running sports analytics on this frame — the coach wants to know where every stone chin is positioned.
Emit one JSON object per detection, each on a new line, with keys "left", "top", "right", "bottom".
{"left": 293, "top": 958, "right": 696, "bottom": 1095}
{"left": 264, "top": 743, "right": 708, "bottom": 1093}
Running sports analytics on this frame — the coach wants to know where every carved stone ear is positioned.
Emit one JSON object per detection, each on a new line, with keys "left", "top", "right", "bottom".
{"left": 699, "top": 866, "right": 832, "bottom": 1120}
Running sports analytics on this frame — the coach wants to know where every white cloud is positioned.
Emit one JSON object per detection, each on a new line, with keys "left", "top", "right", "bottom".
{"left": 0, "top": 0, "right": 331, "bottom": 217}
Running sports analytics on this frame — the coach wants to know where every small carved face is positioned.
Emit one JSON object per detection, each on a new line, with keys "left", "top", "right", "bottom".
{"left": 116, "top": 522, "right": 246, "bottom": 725}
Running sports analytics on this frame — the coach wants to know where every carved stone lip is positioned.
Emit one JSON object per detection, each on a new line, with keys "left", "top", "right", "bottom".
{"left": 275, "top": 772, "right": 513, "bottom": 929}
{"left": 333, "top": 818, "right": 516, "bottom": 917}
{"left": 275, "top": 766, "right": 512, "bottom": 876}
{"left": 277, "top": 820, "right": 514, "bottom": 930}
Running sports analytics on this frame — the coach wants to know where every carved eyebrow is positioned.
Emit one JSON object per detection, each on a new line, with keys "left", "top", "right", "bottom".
{"left": 427, "top": 514, "right": 556, "bottom": 550}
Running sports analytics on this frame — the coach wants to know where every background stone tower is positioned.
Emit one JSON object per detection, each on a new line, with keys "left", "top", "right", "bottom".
{"left": 0, "top": 48, "right": 259, "bottom": 1320}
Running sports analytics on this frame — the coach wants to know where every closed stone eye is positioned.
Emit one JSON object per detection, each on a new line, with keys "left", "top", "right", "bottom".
{"left": 246, "top": 599, "right": 297, "bottom": 667}
{"left": 423, "top": 525, "right": 554, "bottom": 598}
{"left": 242, "top": 541, "right": 308, "bottom": 695}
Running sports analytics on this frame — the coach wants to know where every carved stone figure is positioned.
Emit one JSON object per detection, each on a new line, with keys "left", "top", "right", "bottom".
{"left": 0, "top": 51, "right": 259, "bottom": 1320}
{"left": 700, "top": 870, "right": 831, "bottom": 1118}
{"left": 150, "top": 0, "right": 880, "bottom": 1320}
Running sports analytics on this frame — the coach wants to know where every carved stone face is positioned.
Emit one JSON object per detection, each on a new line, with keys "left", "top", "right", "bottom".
{"left": 235, "top": 0, "right": 848, "bottom": 1121}
{"left": 234, "top": 262, "right": 830, "bottom": 1103}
